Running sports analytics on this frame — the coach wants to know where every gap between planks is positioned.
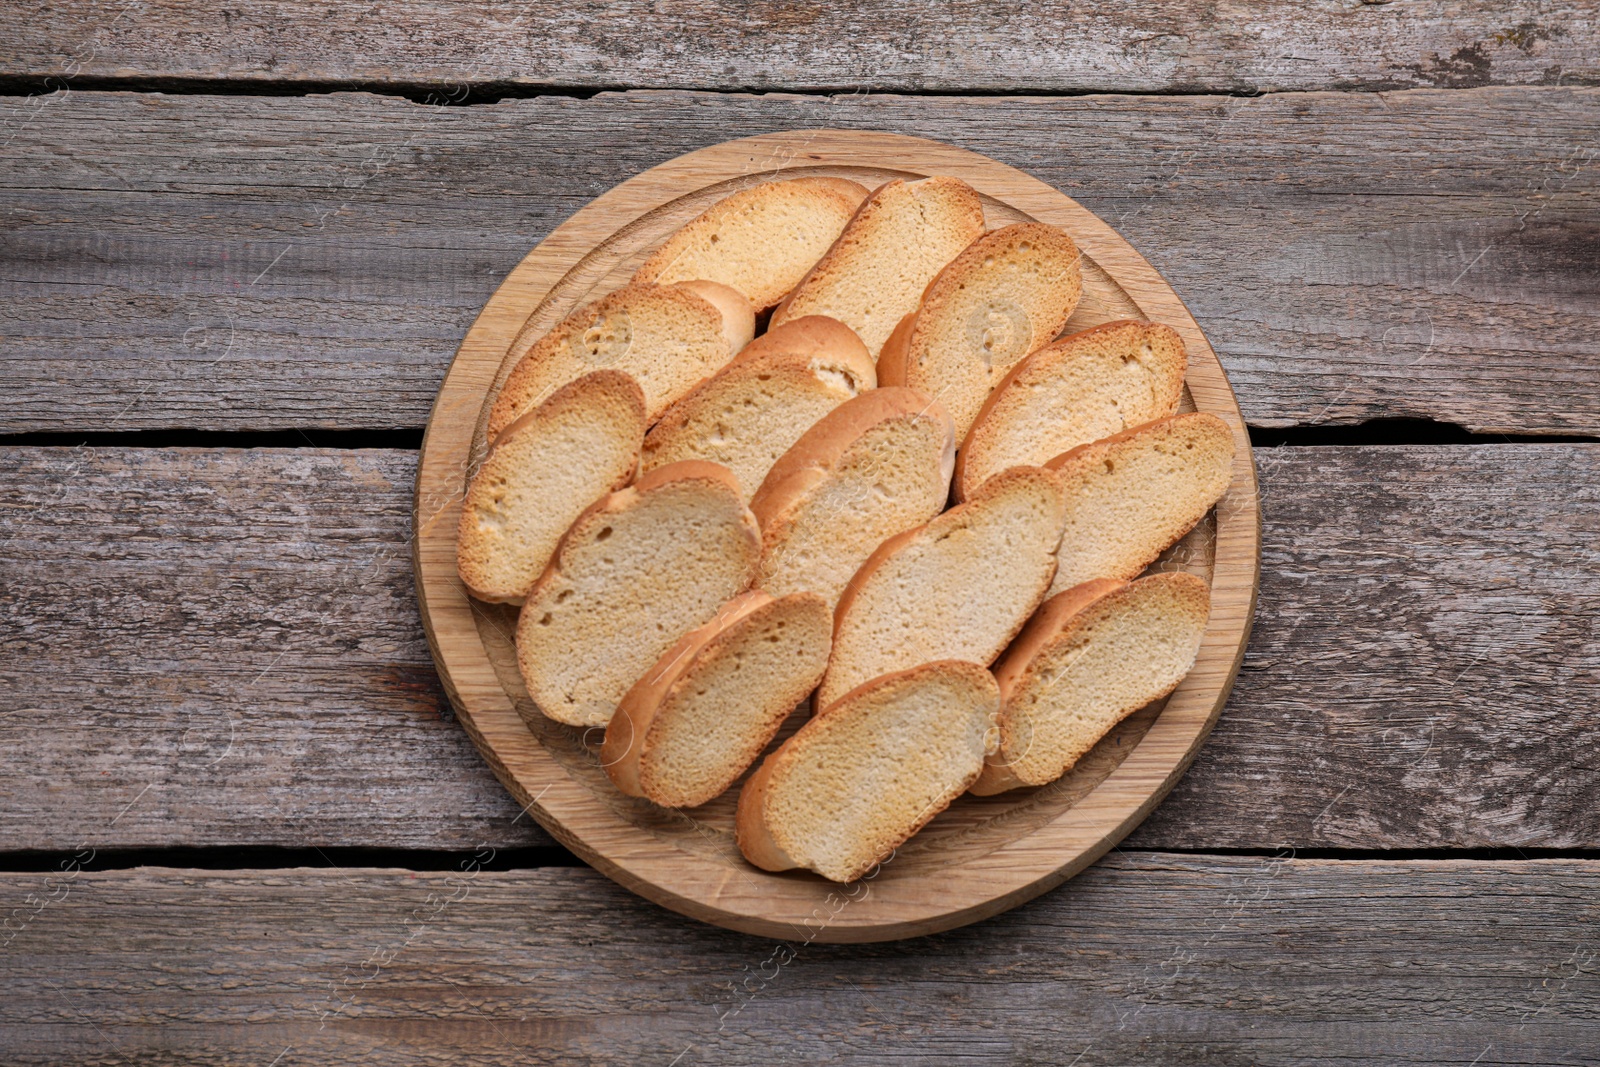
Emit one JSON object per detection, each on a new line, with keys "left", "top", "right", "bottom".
{"left": 1, "top": 857, "right": 1596, "bottom": 1065}
{"left": 1, "top": 844, "right": 1597, "bottom": 874}
{"left": 4, "top": 86, "right": 1596, "bottom": 435}
{"left": 0, "top": 444, "right": 1596, "bottom": 854}
{"left": 1, "top": 419, "right": 1596, "bottom": 451}
{"left": 1, "top": 0, "right": 1594, "bottom": 96}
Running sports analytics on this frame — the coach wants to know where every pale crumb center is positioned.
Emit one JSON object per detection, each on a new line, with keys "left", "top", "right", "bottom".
{"left": 964, "top": 303, "right": 1030, "bottom": 369}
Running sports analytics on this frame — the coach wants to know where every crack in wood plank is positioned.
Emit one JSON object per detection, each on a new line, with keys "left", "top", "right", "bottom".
{"left": 1, "top": 87, "right": 1596, "bottom": 434}
{"left": 0, "top": 443, "right": 1595, "bottom": 853}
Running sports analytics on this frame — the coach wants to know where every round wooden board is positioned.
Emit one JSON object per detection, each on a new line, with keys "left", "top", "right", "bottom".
{"left": 413, "top": 130, "right": 1261, "bottom": 943}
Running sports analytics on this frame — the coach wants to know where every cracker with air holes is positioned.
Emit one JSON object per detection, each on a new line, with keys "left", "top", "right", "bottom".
{"left": 749, "top": 387, "right": 956, "bottom": 610}
{"left": 972, "top": 572, "right": 1210, "bottom": 795}
{"left": 487, "top": 281, "right": 754, "bottom": 441}
{"left": 457, "top": 371, "right": 645, "bottom": 604}
{"left": 632, "top": 177, "right": 870, "bottom": 309}
{"left": 642, "top": 316, "right": 876, "bottom": 503}
{"left": 515, "top": 461, "right": 760, "bottom": 728}
{"left": 771, "top": 176, "right": 985, "bottom": 358}
{"left": 955, "top": 319, "right": 1187, "bottom": 501}
{"left": 879, "top": 222, "right": 1083, "bottom": 439}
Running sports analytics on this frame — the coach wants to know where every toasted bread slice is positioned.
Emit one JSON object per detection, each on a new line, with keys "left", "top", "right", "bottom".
{"left": 770, "top": 177, "right": 985, "bottom": 358}
{"left": 970, "top": 572, "right": 1210, "bottom": 795}
{"left": 877, "top": 223, "right": 1083, "bottom": 438}
{"left": 486, "top": 281, "right": 755, "bottom": 441}
{"left": 954, "top": 320, "right": 1187, "bottom": 501}
{"left": 632, "top": 178, "right": 870, "bottom": 310}
{"left": 749, "top": 387, "right": 956, "bottom": 609}
{"left": 736, "top": 660, "right": 1001, "bottom": 883}
{"left": 725, "top": 312, "right": 871, "bottom": 370}
{"left": 641, "top": 316, "right": 876, "bottom": 503}
{"left": 456, "top": 371, "right": 646, "bottom": 604}
{"left": 1045, "top": 413, "right": 1235, "bottom": 596}
{"left": 602, "top": 591, "right": 832, "bottom": 808}
{"left": 515, "top": 461, "right": 761, "bottom": 727}
{"left": 816, "top": 466, "right": 1067, "bottom": 710}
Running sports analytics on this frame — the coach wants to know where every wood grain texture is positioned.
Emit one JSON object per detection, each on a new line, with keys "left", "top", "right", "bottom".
{"left": 2, "top": 443, "right": 1596, "bottom": 854}
{"left": 1140, "top": 441, "right": 1600, "bottom": 850}
{"left": 2, "top": 87, "right": 1596, "bottom": 434}
{"left": 409, "top": 129, "right": 1259, "bottom": 941}
{"left": 0, "top": 445, "right": 556, "bottom": 851}
{"left": 1, "top": 857, "right": 1596, "bottom": 1064}
{"left": 2, "top": 0, "right": 1595, "bottom": 93}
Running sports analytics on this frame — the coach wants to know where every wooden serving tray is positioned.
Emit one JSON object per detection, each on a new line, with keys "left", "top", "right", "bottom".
{"left": 413, "top": 130, "right": 1261, "bottom": 943}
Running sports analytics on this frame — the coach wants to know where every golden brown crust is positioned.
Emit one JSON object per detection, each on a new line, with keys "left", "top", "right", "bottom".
{"left": 770, "top": 176, "right": 986, "bottom": 355}
{"left": 748, "top": 386, "right": 954, "bottom": 530}
{"left": 456, "top": 370, "right": 646, "bottom": 604}
{"left": 640, "top": 317, "right": 878, "bottom": 496}
{"left": 649, "top": 317, "right": 874, "bottom": 449}
{"left": 727, "top": 315, "right": 870, "bottom": 371}
{"left": 1036, "top": 317, "right": 1167, "bottom": 350}
{"left": 1043, "top": 411, "right": 1232, "bottom": 478}
{"left": 902, "top": 223, "right": 1082, "bottom": 359}
{"left": 522, "top": 459, "right": 755, "bottom": 614}
{"left": 972, "top": 572, "right": 1209, "bottom": 795}
{"left": 633, "top": 178, "right": 870, "bottom": 309}
{"left": 1039, "top": 412, "right": 1234, "bottom": 592}
{"left": 989, "top": 579, "right": 1126, "bottom": 701}
{"left": 817, "top": 465, "right": 1066, "bottom": 710}
{"left": 828, "top": 464, "right": 1061, "bottom": 639}
{"left": 629, "top": 457, "right": 746, "bottom": 499}
{"left": 515, "top": 458, "right": 762, "bottom": 727}
{"left": 874, "top": 312, "right": 917, "bottom": 387}
{"left": 673, "top": 279, "right": 756, "bottom": 356}
{"left": 736, "top": 660, "right": 999, "bottom": 880}
{"left": 767, "top": 178, "right": 884, "bottom": 326}
{"left": 732, "top": 743, "right": 793, "bottom": 872}
{"left": 486, "top": 282, "right": 749, "bottom": 442}
{"left": 960, "top": 320, "right": 1148, "bottom": 457}
{"left": 955, "top": 319, "right": 1186, "bottom": 500}
{"left": 972, "top": 577, "right": 1126, "bottom": 796}
{"left": 827, "top": 522, "right": 922, "bottom": 641}
{"left": 802, "top": 176, "right": 877, "bottom": 205}
{"left": 485, "top": 368, "right": 643, "bottom": 450}
{"left": 887, "top": 222, "right": 1083, "bottom": 440}
{"left": 622, "top": 591, "right": 830, "bottom": 808}
{"left": 602, "top": 590, "right": 773, "bottom": 798}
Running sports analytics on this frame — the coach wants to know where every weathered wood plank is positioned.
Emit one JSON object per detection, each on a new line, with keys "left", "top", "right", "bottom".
{"left": 0, "top": 445, "right": 556, "bottom": 850}
{"left": 1, "top": 443, "right": 1596, "bottom": 852}
{"left": 1138, "top": 441, "right": 1600, "bottom": 848}
{"left": 2, "top": 1, "right": 1595, "bottom": 93}
{"left": 1, "top": 857, "right": 1596, "bottom": 1064}
{"left": 1, "top": 87, "right": 1597, "bottom": 434}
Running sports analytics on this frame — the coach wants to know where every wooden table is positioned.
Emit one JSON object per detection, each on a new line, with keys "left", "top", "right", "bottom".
{"left": 3, "top": 4, "right": 1597, "bottom": 1063}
